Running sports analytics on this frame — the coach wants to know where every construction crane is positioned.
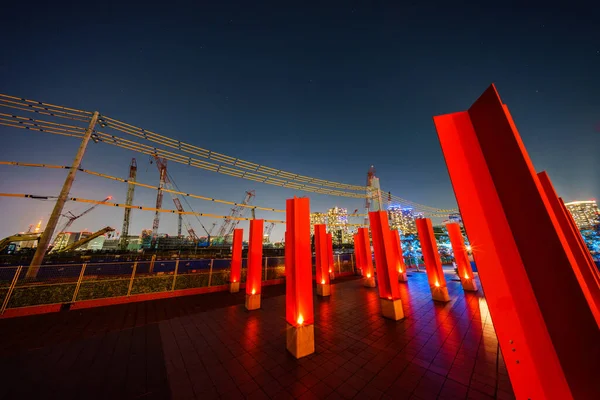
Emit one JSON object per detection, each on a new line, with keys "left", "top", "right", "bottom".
{"left": 57, "top": 226, "right": 115, "bottom": 253}
{"left": 264, "top": 222, "right": 275, "bottom": 242}
{"left": 57, "top": 196, "right": 112, "bottom": 236}
{"left": 151, "top": 156, "right": 168, "bottom": 240}
{"left": 150, "top": 156, "right": 201, "bottom": 242}
{"left": 215, "top": 190, "right": 255, "bottom": 244}
{"left": 120, "top": 158, "right": 137, "bottom": 250}
{"left": 0, "top": 233, "right": 42, "bottom": 253}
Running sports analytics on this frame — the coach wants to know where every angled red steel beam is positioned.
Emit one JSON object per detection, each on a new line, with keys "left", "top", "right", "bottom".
{"left": 433, "top": 84, "right": 598, "bottom": 399}
{"left": 358, "top": 227, "right": 375, "bottom": 287}
{"left": 245, "top": 219, "right": 263, "bottom": 310}
{"left": 369, "top": 211, "right": 404, "bottom": 320}
{"left": 446, "top": 223, "right": 477, "bottom": 291}
{"left": 416, "top": 217, "right": 450, "bottom": 301}
{"left": 285, "top": 197, "right": 314, "bottom": 358}
{"left": 314, "top": 224, "right": 330, "bottom": 296}
{"left": 391, "top": 229, "right": 408, "bottom": 282}
{"left": 229, "top": 228, "right": 243, "bottom": 293}
{"left": 327, "top": 232, "right": 335, "bottom": 280}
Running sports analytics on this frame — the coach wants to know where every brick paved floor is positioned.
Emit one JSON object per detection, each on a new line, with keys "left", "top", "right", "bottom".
{"left": 0, "top": 271, "right": 514, "bottom": 399}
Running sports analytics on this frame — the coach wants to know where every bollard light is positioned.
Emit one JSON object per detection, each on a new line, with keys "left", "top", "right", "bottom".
{"left": 297, "top": 315, "right": 304, "bottom": 325}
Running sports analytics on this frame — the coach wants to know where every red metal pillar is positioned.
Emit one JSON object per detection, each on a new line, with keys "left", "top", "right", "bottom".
{"left": 416, "top": 218, "right": 450, "bottom": 302}
{"left": 391, "top": 230, "right": 408, "bottom": 282}
{"left": 537, "top": 172, "right": 600, "bottom": 326}
{"left": 358, "top": 227, "right": 375, "bottom": 287}
{"left": 245, "top": 219, "right": 263, "bottom": 310}
{"left": 314, "top": 224, "right": 330, "bottom": 296}
{"left": 285, "top": 197, "right": 315, "bottom": 358}
{"left": 353, "top": 233, "right": 363, "bottom": 275}
{"left": 433, "top": 84, "right": 598, "bottom": 399}
{"left": 446, "top": 223, "right": 477, "bottom": 292}
{"left": 327, "top": 232, "right": 335, "bottom": 280}
{"left": 369, "top": 211, "right": 404, "bottom": 320}
{"left": 230, "top": 228, "right": 243, "bottom": 293}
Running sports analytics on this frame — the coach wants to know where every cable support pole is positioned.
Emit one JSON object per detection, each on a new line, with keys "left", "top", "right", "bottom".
{"left": 28, "top": 111, "right": 99, "bottom": 278}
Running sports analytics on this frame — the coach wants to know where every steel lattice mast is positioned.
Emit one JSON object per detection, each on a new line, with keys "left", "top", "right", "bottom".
{"left": 120, "top": 158, "right": 137, "bottom": 250}
{"left": 152, "top": 157, "right": 168, "bottom": 241}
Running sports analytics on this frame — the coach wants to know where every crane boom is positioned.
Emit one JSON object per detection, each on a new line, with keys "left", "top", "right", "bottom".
{"left": 215, "top": 190, "right": 255, "bottom": 243}
{"left": 58, "top": 196, "right": 112, "bottom": 236}
{"left": 57, "top": 226, "right": 114, "bottom": 253}
{"left": 0, "top": 233, "right": 42, "bottom": 252}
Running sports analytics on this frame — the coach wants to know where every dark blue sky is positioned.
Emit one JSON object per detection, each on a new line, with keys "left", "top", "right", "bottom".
{"left": 1, "top": 2, "right": 599, "bottom": 240}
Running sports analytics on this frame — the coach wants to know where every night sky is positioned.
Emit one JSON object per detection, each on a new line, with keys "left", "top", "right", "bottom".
{"left": 1, "top": 2, "right": 599, "bottom": 241}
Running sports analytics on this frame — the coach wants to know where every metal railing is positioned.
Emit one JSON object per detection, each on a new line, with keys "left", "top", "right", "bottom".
{"left": 0, "top": 253, "right": 357, "bottom": 314}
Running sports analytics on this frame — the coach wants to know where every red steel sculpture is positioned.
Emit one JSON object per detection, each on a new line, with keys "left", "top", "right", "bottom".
{"left": 358, "top": 227, "right": 375, "bottom": 287}
{"left": 245, "top": 219, "right": 263, "bottom": 310}
{"left": 327, "top": 232, "right": 335, "bottom": 280}
{"left": 314, "top": 224, "right": 331, "bottom": 296}
{"left": 432, "top": 84, "right": 598, "bottom": 399}
{"left": 369, "top": 211, "right": 404, "bottom": 320}
{"left": 391, "top": 229, "right": 408, "bottom": 282}
{"left": 285, "top": 197, "right": 315, "bottom": 358}
{"left": 446, "top": 223, "right": 477, "bottom": 291}
{"left": 537, "top": 172, "right": 600, "bottom": 325}
{"left": 416, "top": 217, "right": 450, "bottom": 302}
{"left": 229, "top": 228, "right": 243, "bottom": 293}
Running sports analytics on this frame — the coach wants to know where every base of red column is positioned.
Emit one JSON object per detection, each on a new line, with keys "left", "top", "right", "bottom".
{"left": 460, "top": 277, "right": 478, "bottom": 292}
{"left": 363, "top": 277, "right": 376, "bottom": 287}
{"left": 430, "top": 286, "right": 450, "bottom": 302}
{"left": 286, "top": 323, "right": 315, "bottom": 359}
{"left": 316, "top": 283, "right": 331, "bottom": 297}
{"left": 245, "top": 293, "right": 261, "bottom": 310}
{"left": 398, "top": 272, "right": 408, "bottom": 282}
{"left": 380, "top": 298, "right": 405, "bottom": 321}
{"left": 230, "top": 282, "right": 240, "bottom": 293}
{"left": 329, "top": 272, "right": 335, "bottom": 281}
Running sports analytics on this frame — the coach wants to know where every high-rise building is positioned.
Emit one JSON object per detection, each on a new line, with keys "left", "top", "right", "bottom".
{"left": 310, "top": 212, "right": 327, "bottom": 235}
{"left": 327, "top": 207, "right": 350, "bottom": 245}
{"left": 565, "top": 200, "right": 599, "bottom": 230}
{"left": 388, "top": 206, "right": 422, "bottom": 235}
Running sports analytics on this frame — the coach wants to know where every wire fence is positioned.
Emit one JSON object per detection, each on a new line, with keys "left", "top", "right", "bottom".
{"left": 0, "top": 253, "right": 357, "bottom": 314}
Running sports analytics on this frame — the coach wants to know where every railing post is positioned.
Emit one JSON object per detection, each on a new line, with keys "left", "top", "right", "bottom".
{"left": 171, "top": 259, "right": 180, "bottom": 291}
{"left": 264, "top": 257, "right": 268, "bottom": 281}
{"left": 127, "top": 262, "right": 138, "bottom": 297}
{"left": 350, "top": 253, "right": 355, "bottom": 273}
{"left": 337, "top": 255, "right": 341, "bottom": 274}
{"left": 207, "top": 259, "right": 214, "bottom": 287}
{"left": 71, "top": 263, "right": 87, "bottom": 303}
{"left": 1, "top": 266, "right": 22, "bottom": 315}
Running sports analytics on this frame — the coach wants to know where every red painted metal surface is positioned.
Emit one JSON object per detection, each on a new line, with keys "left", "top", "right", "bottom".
{"left": 415, "top": 218, "right": 447, "bottom": 288}
{"left": 358, "top": 227, "right": 374, "bottom": 279}
{"left": 327, "top": 233, "right": 334, "bottom": 274}
{"left": 433, "top": 84, "right": 599, "bottom": 399}
{"left": 390, "top": 229, "right": 407, "bottom": 273}
{"left": 353, "top": 234, "right": 362, "bottom": 274}
{"left": 246, "top": 219, "right": 264, "bottom": 296}
{"left": 230, "top": 228, "right": 243, "bottom": 284}
{"left": 314, "top": 224, "right": 330, "bottom": 285}
{"left": 446, "top": 223, "right": 474, "bottom": 280}
{"left": 537, "top": 172, "right": 600, "bottom": 326}
{"left": 285, "top": 197, "right": 314, "bottom": 327}
{"left": 368, "top": 211, "right": 400, "bottom": 300}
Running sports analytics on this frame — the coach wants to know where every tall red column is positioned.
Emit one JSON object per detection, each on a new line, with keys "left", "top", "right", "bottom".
{"left": 446, "top": 223, "right": 477, "bottom": 291}
{"left": 314, "top": 224, "right": 330, "bottom": 296}
{"left": 245, "top": 219, "right": 263, "bottom": 310}
{"left": 537, "top": 172, "right": 600, "bottom": 326}
{"left": 285, "top": 197, "right": 315, "bottom": 358}
{"left": 416, "top": 218, "right": 450, "bottom": 302}
{"left": 230, "top": 228, "right": 243, "bottom": 293}
{"left": 327, "top": 232, "right": 335, "bottom": 280}
{"left": 353, "top": 233, "right": 363, "bottom": 275}
{"left": 433, "top": 84, "right": 598, "bottom": 398}
{"left": 369, "top": 211, "right": 404, "bottom": 320}
{"left": 358, "top": 227, "right": 375, "bottom": 287}
{"left": 391, "top": 230, "right": 408, "bottom": 282}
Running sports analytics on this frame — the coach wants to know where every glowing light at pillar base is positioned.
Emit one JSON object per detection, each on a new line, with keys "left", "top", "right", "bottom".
{"left": 367, "top": 273, "right": 371, "bottom": 278}
{"left": 435, "top": 281, "right": 440, "bottom": 287}
{"left": 297, "top": 315, "right": 304, "bottom": 325}
{"left": 321, "top": 279, "right": 325, "bottom": 284}
{"left": 251, "top": 288, "right": 256, "bottom": 295}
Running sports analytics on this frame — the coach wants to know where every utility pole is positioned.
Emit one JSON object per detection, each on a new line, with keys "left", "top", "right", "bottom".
{"left": 28, "top": 111, "right": 100, "bottom": 278}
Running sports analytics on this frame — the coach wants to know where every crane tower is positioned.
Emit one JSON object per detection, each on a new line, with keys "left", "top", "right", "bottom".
{"left": 216, "top": 190, "right": 255, "bottom": 244}
{"left": 152, "top": 157, "right": 168, "bottom": 240}
{"left": 120, "top": 158, "right": 137, "bottom": 250}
